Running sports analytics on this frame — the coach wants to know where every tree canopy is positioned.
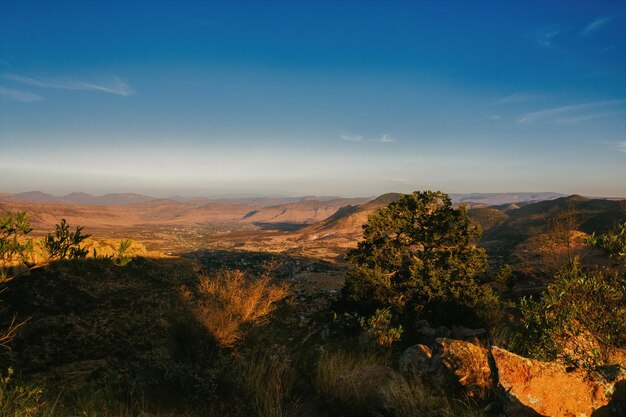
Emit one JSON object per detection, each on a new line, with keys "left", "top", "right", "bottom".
{"left": 342, "top": 191, "right": 498, "bottom": 331}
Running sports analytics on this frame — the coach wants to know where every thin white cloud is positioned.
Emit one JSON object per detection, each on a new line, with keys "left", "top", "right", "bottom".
{"left": 340, "top": 132, "right": 394, "bottom": 143}
{"left": 555, "top": 111, "right": 623, "bottom": 124}
{"left": 3, "top": 74, "right": 134, "bottom": 96}
{"left": 581, "top": 17, "right": 613, "bottom": 36}
{"left": 340, "top": 133, "right": 364, "bottom": 142}
{"left": 603, "top": 141, "right": 626, "bottom": 154}
{"left": 379, "top": 134, "right": 394, "bottom": 143}
{"left": 493, "top": 93, "right": 546, "bottom": 105}
{"left": 534, "top": 27, "right": 565, "bottom": 48}
{"left": 0, "top": 86, "right": 43, "bottom": 102}
{"left": 516, "top": 100, "right": 626, "bottom": 124}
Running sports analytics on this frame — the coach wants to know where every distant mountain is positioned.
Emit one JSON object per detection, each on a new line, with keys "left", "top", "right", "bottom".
{"left": 12, "top": 191, "right": 157, "bottom": 206}
{"left": 449, "top": 192, "right": 564, "bottom": 206}
{"left": 240, "top": 198, "right": 370, "bottom": 224}
{"left": 15, "top": 191, "right": 59, "bottom": 202}
{"left": 482, "top": 195, "right": 626, "bottom": 244}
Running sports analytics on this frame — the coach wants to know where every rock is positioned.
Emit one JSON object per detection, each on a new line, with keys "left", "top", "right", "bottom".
{"left": 451, "top": 325, "right": 486, "bottom": 339}
{"left": 420, "top": 326, "right": 437, "bottom": 337}
{"left": 435, "top": 325, "right": 451, "bottom": 338}
{"left": 399, "top": 344, "right": 432, "bottom": 377}
{"left": 333, "top": 365, "right": 405, "bottom": 416}
{"left": 436, "top": 338, "right": 492, "bottom": 400}
{"left": 492, "top": 346, "right": 618, "bottom": 417}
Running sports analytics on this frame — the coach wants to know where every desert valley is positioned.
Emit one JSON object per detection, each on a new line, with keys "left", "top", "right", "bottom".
{"left": 2, "top": 1, "right": 626, "bottom": 416}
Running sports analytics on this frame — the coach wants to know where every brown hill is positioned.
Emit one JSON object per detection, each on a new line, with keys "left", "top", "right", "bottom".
{"left": 298, "top": 193, "right": 402, "bottom": 240}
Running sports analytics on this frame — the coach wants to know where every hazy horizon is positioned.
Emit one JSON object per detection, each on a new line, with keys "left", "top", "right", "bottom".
{"left": 1, "top": 1, "right": 625, "bottom": 197}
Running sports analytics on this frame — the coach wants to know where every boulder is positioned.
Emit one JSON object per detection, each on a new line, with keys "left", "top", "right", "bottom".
{"left": 437, "top": 338, "right": 492, "bottom": 400}
{"left": 399, "top": 344, "right": 432, "bottom": 377}
{"left": 399, "top": 338, "right": 492, "bottom": 399}
{"left": 492, "top": 346, "right": 617, "bottom": 417}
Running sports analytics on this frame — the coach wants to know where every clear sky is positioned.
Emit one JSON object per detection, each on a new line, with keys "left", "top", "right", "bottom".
{"left": 1, "top": 0, "right": 625, "bottom": 197}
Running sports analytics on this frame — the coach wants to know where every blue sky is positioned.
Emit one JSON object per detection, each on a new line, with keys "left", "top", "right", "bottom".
{"left": 1, "top": 0, "right": 625, "bottom": 197}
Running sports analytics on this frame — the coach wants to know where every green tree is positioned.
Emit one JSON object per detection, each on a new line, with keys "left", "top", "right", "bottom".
{"left": 342, "top": 191, "right": 498, "bottom": 332}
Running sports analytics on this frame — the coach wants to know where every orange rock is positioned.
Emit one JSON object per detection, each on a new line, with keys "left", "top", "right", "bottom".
{"left": 436, "top": 338, "right": 493, "bottom": 400}
{"left": 492, "top": 346, "right": 616, "bottom": 417}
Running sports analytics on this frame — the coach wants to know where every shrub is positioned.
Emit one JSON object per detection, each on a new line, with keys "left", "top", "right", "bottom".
{"left": 359, "top": 308, "right": 403, "bottom": 347}
{"left": 0, "top": 211, "right": 33, "bottom": 280}
{"left": 520, "top": 263, "right": 626, "bottom": 369}
{"left": 588, "top": 222, "right": 626, "bottom": 265}
{"left": 42, "top": 219, "right": 90, "bottom": 261}
{"left": 0, "top": 368, "right": 52, "bottom": 417}
{"left": 186, "top": 269, "right": 288, "bottom": 346}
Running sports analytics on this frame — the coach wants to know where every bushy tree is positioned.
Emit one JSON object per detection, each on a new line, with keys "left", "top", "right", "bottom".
{"left": 342, "top": 191, "right": 499, "bottom": 334}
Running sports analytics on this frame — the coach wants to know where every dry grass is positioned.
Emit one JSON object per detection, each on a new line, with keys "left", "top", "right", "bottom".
{"left": 240, "top": 353, "right": 302, "bottom": 417}
{"left": 382, "top": 376, "right": 486, "bottom": 417}
{"left": 186, "top": 269, "right": 289, "bottom": 346}
{"left": 314, "top": 348, "right": 485, "bottom": 417}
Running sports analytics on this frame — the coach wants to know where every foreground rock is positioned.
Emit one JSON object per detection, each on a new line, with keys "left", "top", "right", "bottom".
{"left": 493, "top": 346, "right": 622, "bottom": 417}
{"left": 400, "top": 339, "right": 626, "bottom": 416}
{"left": 400, "top": 338, "right": 492, "bottom": 399}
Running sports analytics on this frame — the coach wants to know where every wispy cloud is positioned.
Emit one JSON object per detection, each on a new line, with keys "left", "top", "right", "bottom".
{"left": 534, "top": 27, "right": 566, "bottom": 48}
{"left": 379, "top": 134, "right": 394, "bottom": 143}
{"left": 340, "top": 133, "right": 364, "bottom": 142}
{"left": 604, "top": 141, "right": 626, "bottom": 154}
{"left": 581, "top": 16, "right": 613, "bottom": 37}
{"left": 340, "top": 132, "right": 394, "bottom": 143}
{"left": 494, "top": 92, "right": 546, "bottom": 105}
{"left": 516, "top": 100, "right": 626, "bottom": 124}
{"left": 0, "top": 86, "right": 43, "bottom": 102}
{"left": 3, "top": 74, "right": 134, "bottom": 96}
{"left": 555, "top": 111, "right": 623, "bottom": 124}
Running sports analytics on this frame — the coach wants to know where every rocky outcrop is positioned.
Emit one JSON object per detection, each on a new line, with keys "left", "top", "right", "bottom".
{"left": 399, "top": 340, "right": 626, "bottom": 416}
{"left": 492, "top": 346, "right": 622, "bottom": 417}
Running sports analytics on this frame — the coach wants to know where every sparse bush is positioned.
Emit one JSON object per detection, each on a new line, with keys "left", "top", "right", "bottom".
{"left": 520, "top": 263, "right": 626, "bottom": 369}
{"left": 187, "top": 269, "right": 288, "bottom": 346}
{"left": 588, "top": 222, "right": 626, "bottom": 265}
{"left": 43, "top": 219, "right": 90, "bottom": 261}
{"left": 0, "top": 368, "right": 51, "bottom": 417}
{"left": 359, "top": 308, "right": 403, "bottom": 347}
{"left": 494, "top": 264, "right": 515, "bottom": 288}
{"left": 115, "top": 239, "right": 134, "bottom": 266}
{"left": 0, "top": 211, "right": 34, "bottom": 280}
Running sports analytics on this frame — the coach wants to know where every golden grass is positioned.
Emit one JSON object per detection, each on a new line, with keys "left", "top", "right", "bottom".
{"left": 240, "top": 353, "right": 302, "bottom": 417}
{"left": 314, "top": 348, "right": 485, "bottom": 417}
{"left": 314, "top": 348, "right": 388, "bottom": 402}
{"left": 188, "top": 269, "right": 289, "bottom": 346}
